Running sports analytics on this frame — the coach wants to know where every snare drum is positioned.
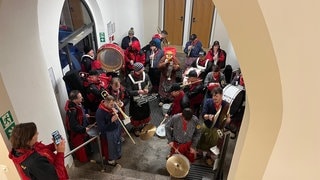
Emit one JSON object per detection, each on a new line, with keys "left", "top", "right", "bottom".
{"left": 156, "top": 124, "right": 166, "bottom": 138}
{"left": 86, "top": 126, "right": 99, "bottom": 137}
{"left": 162, "top": 103, "right": 171, "bottom": 116}
{"left": 223, "top": 84, "right": 245, "bottom": 115}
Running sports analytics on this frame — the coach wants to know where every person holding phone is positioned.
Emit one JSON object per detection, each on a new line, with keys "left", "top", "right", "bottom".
{"left": 8, "top": 122, "right": 68, "bottom": 180}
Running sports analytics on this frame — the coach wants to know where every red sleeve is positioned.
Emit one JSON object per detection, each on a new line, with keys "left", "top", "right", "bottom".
{"left": 206, "top": 50, "right": 214, "bottom": 61}
{"left": 45, "top": 143, "right": 56, "bottom": 152}
{"left": 218, "top": 50, "right": 226, "bottom": 62}
{"left": 137, "top": 53, "right": 146, "bottom": 65}
{"left": 173, "top": 58, "right": 180, "bottom": 70}
{"left": 124, "top": 50, "right": 131, "bottom": 63}
{"left": 158, "top": 56, "right": 167, "bottom": 69}
{"left": 54, "top": 152, "right": 69, "bottom": 179}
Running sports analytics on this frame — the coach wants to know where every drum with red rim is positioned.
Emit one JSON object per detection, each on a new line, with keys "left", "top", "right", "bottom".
{"left": 97, "top": 43, "right": 124, "bottom": 72}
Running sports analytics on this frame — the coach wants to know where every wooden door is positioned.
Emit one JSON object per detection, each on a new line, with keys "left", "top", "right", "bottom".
{"left": 68, "top": 0, "right": 84, "bottom": 30}
{"left": 190, "top": 0, "right": 215, "bottom": 48}
{"left": 164, "top": 0, "right": 185, "bottom": 46}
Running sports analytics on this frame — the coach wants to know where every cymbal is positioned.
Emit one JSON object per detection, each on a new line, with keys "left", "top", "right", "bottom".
{"left": 166, "top": 154, "right": 190, "bottom": 178}
{"left": 139, "top": 124, "right": 156, "bottom": 140}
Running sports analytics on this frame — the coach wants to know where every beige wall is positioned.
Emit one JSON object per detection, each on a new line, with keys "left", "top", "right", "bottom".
{"left": 1, "top": 0, "right": 320, "bottom": 179}
{"left": 215, "top": 0, "right": 320, "bottom": 179}
{"left": 0, "top": 74, "right": 20, "bottom": 180}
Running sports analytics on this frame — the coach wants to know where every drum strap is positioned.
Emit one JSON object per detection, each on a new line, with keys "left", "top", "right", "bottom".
{"left": 128, "top": 72, "right": 146, "bottom": 90}
{"left": 81, "top": 54, "right": 94, "bottom": 62}
{"left": 212, "top": 106, "right": 222, "bottom": 128}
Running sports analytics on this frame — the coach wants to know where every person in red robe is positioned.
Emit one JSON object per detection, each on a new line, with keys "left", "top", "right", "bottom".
{"left": 206, "top": 41, "right": 227, "bottom": 69}
{"left": 165, "top": 83, "right": 190, "bottom": 117}
{"left": 64, "top": 90, "right": 90, "bottom": 162}
{"left": 124, "top": 40, "right": 146, "bottom": 76}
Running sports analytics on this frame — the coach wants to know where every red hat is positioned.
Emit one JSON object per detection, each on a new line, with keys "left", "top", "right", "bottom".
{"left": 131, "top": 40, "right": 141, "bottom": 51}
{"left": 163, "top": 47, "right": 176, "bottom": 56}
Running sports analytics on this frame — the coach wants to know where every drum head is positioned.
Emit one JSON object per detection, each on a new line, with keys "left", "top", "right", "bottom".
{"left": 87, "top": 126, "right": 99, "bottom": 137}
{"left": 223, "top": 84, "right": 245, "bottom": 115}
{"left": 162, "top": 103, "right": 171, "bottom": 115}
{"left": 97, "top": 43, "right": 124, "bottom": 72}
{"left": 156, "top": 124, "right": 166, "bottom": 138}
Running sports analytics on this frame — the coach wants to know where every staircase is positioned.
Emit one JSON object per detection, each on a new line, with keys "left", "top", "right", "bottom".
{"left": 67, "top": 161, "right": 170, "bottom": 180}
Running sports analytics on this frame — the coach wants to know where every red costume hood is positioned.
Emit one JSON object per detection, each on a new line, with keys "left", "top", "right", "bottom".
{"left": 131, "top": 40, "right": 141, "bottom": 51}
{"left": 9, "top": 148, "right": 34, "bottom": 165}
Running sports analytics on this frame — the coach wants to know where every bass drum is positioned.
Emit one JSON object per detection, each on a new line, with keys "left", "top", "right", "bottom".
{"left": 97, "top": 43, "right": 124, "bottom": 72}
{"left": 223, "top": 84, "right": 245, "bottom": 115}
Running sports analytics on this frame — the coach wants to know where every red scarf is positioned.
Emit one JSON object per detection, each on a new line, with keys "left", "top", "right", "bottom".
{"left": 98, "top": 101, "right": 113, "bottom": 113}
{"left": 191, "top": 39, "right": 199, "bottom": 46}
{"left": 181, "top": 117, "right": 188, "bottom": 131}
{"left": 214, "top": 101, "right": 222, "bottom": 111}
{"left": 213, "top": 73, "right": 220, "bottom": 81}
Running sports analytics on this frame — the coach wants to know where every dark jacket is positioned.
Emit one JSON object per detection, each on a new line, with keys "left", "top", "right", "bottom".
{"left": 96, "top": 101, "right": 119, "bottom": 132}
{"left": 8, "top": 142, "right": 68, "bottom": 180}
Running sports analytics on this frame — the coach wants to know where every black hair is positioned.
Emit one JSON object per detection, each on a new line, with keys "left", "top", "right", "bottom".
{"left": 189, "top": 34, "right": 197, "bottom": 41}
{"left": 212, "top": 65, "right": 220, "bottom": 72}
{"left": 182, "top": 108, "right": 193, "bottom": 121}
{"left": 69, "top": 90, "right": 80, "bottom": 100}
{"left": 211, "top": 87, "right": 223, "bottom": 96}
{"left": 161, "top": 30, "right": 168, "bottom": 35}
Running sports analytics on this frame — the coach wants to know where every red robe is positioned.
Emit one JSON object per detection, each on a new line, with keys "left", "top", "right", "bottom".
{"left": 65, "top": 100, "right": 89, "bottom": 162}
{"left": 170, "top": 91, "right": 185, "bottom": 115}
{"left": 9, "top": 142, "right": 68, "bottom": 180}
{"left": 124, "top": 41, "right": 146, "bottom": 73}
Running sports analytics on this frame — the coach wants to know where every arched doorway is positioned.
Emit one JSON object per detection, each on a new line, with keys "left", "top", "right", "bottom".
{"left": 58, "top": 0, "right": 98, "bottom": 74}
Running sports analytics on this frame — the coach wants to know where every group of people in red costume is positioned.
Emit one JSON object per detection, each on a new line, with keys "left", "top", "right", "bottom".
{"left": 8, "top": 27, "right": 246, "bottom": 180}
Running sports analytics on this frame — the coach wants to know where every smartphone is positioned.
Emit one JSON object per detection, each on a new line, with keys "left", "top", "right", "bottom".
{"left": 52, "top": 130, "right": 62, "bottom": 144}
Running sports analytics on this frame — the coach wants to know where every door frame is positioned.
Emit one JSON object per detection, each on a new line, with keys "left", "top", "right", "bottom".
{"left": 159, "top": 0, "right": 217, "bottom": 48}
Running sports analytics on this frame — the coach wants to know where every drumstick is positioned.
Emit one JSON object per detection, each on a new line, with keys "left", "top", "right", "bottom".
{"left": 87, "top": 122, "right": 97, "bottom": 129}
{"left": 170, "top": 145, "right": 181, "bottom": 154}
{"left": 159, "top": 117, "right": 167, "bottom": 126}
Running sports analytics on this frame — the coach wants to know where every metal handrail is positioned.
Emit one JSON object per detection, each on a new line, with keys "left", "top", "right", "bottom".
{"left": 64, "top": 134, "right": 105, "bottom": 170}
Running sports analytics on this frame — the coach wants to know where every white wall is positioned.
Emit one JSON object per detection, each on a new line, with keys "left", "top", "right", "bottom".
{"left": 143, "top": 0, "right": 160, "bottom": 46}
{"left": 95, "top": 0, "right": 145, "bottom": 46}
{"left": 0, "top": 0, "right": 71, "bottom": 165}
{"left": 212, "top": 10, "right": 240, "bottom": 70}
{"left": 37, "top": 0, "right": 73, "bottom": 166}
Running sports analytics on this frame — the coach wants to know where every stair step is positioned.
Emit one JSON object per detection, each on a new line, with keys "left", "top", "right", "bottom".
{"left": 67, "top": 162, "right": 170, "bottom": 180}
{"left": 111, "top": 164, "right": 170, "bottom": 180}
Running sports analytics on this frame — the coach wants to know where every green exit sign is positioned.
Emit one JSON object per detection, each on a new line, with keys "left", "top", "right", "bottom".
{"left": 0, "top": 111, "right": 15, "bottom": 139}
{"left": 99, "top": 32, "right": 106, "bottom": 42}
